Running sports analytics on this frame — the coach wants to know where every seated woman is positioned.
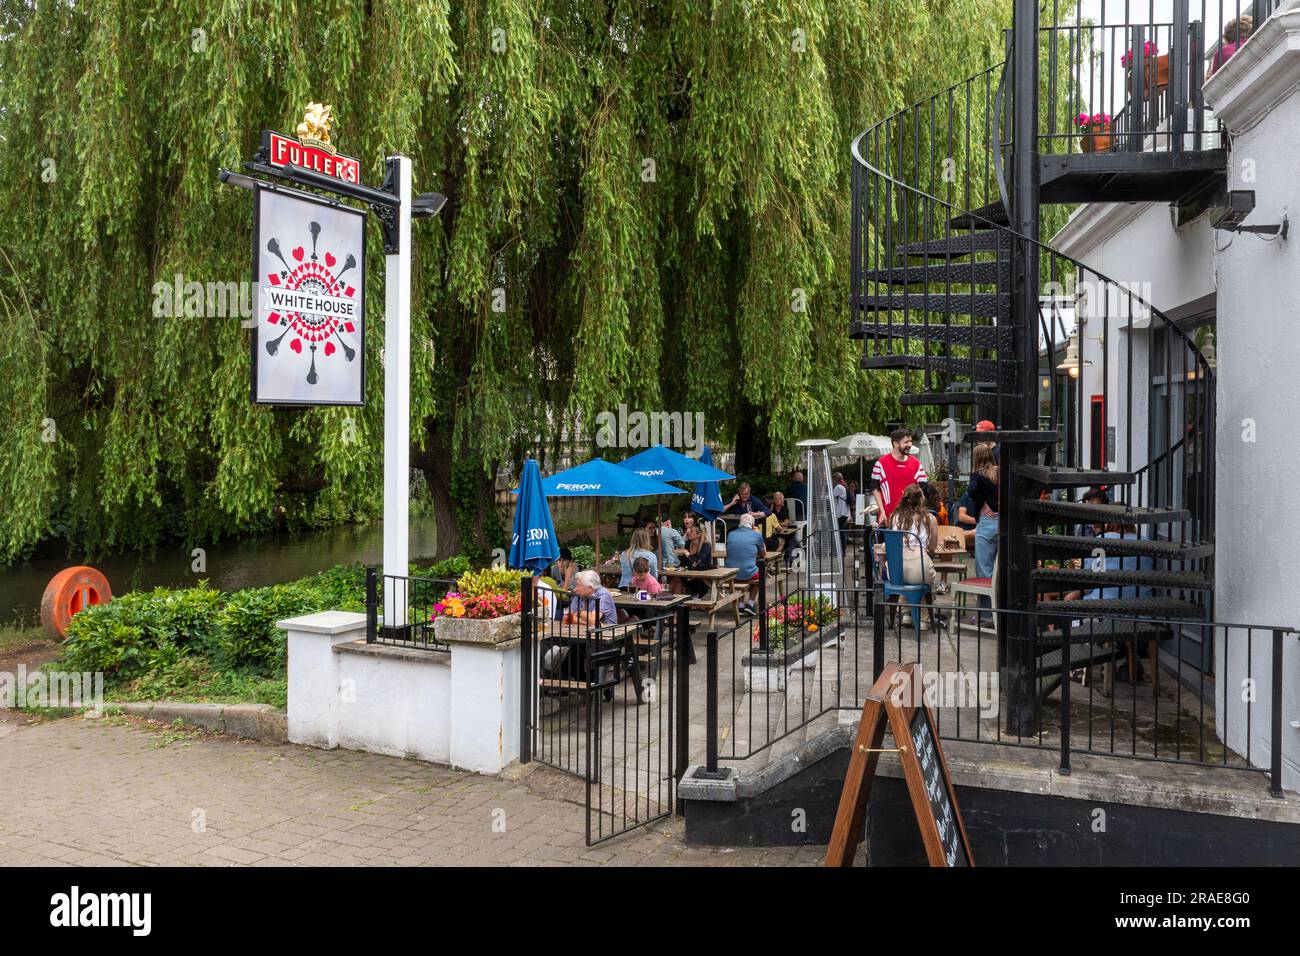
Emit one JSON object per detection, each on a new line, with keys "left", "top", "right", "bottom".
{"left": 629, "top": 556, "right": 663, "bottom": 596}
{"left": 617, "top": 526, "right": 659, "bottom": 589}
{"left": 887, "top": 484, "right": 939, "bottom": 591}
{"left": 671, "top": 522, "right": 714, "bottom": 598}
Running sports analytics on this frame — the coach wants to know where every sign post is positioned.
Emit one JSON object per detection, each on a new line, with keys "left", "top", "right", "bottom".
{"left": 222, "top": 105, "right": 445, "bottom": 634}
{"left": 382, "top": 156, "right": 412, "bottom": 627}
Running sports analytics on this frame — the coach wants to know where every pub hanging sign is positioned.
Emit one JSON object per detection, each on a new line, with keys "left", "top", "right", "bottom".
{"left": 250, "top": 104, "right": 366, "bottom": 405}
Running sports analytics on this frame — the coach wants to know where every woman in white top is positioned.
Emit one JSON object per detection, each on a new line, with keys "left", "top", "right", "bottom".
{"left": 887, "top": 484, "right": 937, "bottom": 587}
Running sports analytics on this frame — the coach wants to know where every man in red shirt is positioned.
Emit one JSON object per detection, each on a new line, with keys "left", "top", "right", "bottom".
{"left": 870, "top": 427, "right": 928, "bottom": 523}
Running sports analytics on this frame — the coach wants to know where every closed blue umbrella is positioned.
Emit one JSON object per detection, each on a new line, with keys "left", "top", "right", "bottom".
{"left": 508, "top": 459, "right": 560, "bottom": 574}
{"left": 691, "top": 445, "right": 725, "bottom": 520}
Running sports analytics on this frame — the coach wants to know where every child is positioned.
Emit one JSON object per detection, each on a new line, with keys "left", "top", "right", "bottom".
{"left": 630, "top": 556, "right": 663, "bottom": 595}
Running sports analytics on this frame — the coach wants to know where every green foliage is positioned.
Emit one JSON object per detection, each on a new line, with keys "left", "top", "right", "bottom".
{"left": 421, "top": 555, "right": 472, "bottom": 581}
{"left": 62, "top": 584, "right": 223, "bottom": 679}
{"left": 568, "top": 545, "right": 596, "bottom": 569}
{"left": 213, "top": 582, "right": 332, "bottom": 670}
{"left": 455, "top": 566, "right": 524, "bottom": 598}
{"left": 0, "top": 0, "right": 1009, "bottom": 564}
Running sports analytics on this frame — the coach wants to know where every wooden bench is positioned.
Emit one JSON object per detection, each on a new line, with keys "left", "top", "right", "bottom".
{"left": 685, "top": 589, "right": 743, "bottom": 631}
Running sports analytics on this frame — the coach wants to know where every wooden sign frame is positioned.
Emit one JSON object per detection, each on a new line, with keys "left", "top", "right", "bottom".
{"left": 824, "top": 662, "right": 975, "bottom": 867}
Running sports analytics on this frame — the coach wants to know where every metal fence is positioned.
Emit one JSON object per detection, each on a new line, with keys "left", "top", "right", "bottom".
{"left": 697, "top": 581, "right": 1295, "bottom": 796}
{"left": 364, "top": 569, "right": 455, "bottom": 650}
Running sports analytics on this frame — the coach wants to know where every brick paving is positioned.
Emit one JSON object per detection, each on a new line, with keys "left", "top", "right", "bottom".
{"left": 0, "top": 714, "right": 824, "bottom": 867}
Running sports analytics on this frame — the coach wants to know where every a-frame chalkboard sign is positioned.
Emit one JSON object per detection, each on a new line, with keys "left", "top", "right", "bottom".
{"left": 824, "top": 662, "right": 974, "bottom": 867}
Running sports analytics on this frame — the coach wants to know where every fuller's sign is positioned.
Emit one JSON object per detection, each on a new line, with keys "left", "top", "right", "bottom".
{"left": 251, "top": 185, "right": 366, "bottom": 405}
{"left": 262, "top": 130, "right": 362, "bottom": 185}
{"left": 260, "top": 102, "right": 361, "bottom": 185}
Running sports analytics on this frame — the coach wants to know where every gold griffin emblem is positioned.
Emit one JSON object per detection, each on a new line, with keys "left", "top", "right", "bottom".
{"left": 295, "top": 102, "right": 336, "bottom": 153}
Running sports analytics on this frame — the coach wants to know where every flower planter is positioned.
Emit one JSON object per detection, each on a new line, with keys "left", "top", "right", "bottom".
{"left": 1081, "top": 123, "right": 1112, "bottom": 154}
{"left": 433, "top": 611, "right": 522, "bottom": 646}
{"left": 1126, "top": 54, "right": 1169, "bottom": 94}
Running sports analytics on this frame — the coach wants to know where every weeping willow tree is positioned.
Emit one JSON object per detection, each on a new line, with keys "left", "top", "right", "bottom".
{"left": 0, "top": 0, "right": 1011, "bottom": 563}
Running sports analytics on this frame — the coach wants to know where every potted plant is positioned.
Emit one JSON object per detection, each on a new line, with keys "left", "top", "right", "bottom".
{"left": 1120, "top": 41, "right": 1168, "bottom": 94}
{"left": 1077, "top": 112, "right": 1112, "bottom": 153}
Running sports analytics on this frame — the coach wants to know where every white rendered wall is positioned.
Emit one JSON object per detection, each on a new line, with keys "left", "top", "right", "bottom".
{"left": 1205, "top": 11, "right": 1300, "bottom": 791}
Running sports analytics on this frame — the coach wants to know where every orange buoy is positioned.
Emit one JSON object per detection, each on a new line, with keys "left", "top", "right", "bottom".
{"left": 40, "top": 566, "right": 112, "bottom": 640}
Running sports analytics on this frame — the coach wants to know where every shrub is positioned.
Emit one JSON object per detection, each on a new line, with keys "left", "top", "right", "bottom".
{"left": 214, "top": 582, "right": 329, "bottom": 670}
{"left": 569, "top": 545, "right": 596, "bottom": 569}
{"left": 423, "top": 555, "right": 471, "bottom": 581}
{"left": 62, "top": 584, "right": 223, "bottom": 679}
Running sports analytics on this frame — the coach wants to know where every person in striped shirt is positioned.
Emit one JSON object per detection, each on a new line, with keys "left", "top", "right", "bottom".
{"left": 870, "top": 427, "right": 928, "bottom": 523}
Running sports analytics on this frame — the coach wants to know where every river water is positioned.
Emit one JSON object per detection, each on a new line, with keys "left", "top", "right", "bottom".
{"left": 0, "top": 516, "right": 441, "bottom": 625}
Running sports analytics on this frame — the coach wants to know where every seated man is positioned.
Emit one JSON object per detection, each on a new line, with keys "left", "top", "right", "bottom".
{"left": 724, "top": 513, "right": 767, "bottom": 616}
{"left": 570, "top": 569, "right": 617, "bottom": 625}
{"left": 659, "top": 514, "right": 685, "bottom": 568}
{"left": 954, "top": 491, "right": 978, "bottom": 550}
{"left": 723, "top": 481, "right": 770, "bottom": 518}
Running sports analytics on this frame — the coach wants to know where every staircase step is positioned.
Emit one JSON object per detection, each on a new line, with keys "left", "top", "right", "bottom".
{"left": 1035, "top": 596, "right": 1206, "bottom": 619}
{"left": 1027, "top": 534, "right": 1214, "bottom": 560}
{"left": 899, "top": 391, "right": 1005, "bottom": 408}
{"left": 1024, "top": 500, "right": 1192, "bottom": 525}
{"left": 862, "top": 261, "right": 1010, "bottom": 286}
{"left": 1032, "top": 566, "right": 1212, "bottom": 591}
{"left": 896, "top": 231, "right": 1010, "bottom": 259}
{"left": 850, "top": 321, "right": 1013, "bottom": 350}
{"left": 851, "top": 292, "right": 1010, "bottom": 318}
{"left": 859, "top": 353, "right": 1016, "bottom": 380}
{"left": 1034, "top": 622, "right": 1170, "bottom": 643}
{"left": 949, "top": 200, "right": 1009, "bottom": 229}
{"left": 1017, "top": 464, "right": 1136, "bottom": 487}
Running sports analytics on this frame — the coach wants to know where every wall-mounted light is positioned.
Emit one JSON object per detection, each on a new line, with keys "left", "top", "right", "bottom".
{"left": 1056, "top": 331, "right": 1093, "bottom": 379}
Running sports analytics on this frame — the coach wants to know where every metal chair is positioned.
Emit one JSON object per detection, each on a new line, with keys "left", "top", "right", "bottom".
{"left": 872, "top": 528, "right": 933, "bottom": 641}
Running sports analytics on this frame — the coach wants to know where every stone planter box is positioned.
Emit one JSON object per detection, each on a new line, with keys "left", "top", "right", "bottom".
{"left": 433, "top": 611, "right": 522, "bottom": 646}
{"left": 740, "top": 620, "right": 843, "bottom": 692}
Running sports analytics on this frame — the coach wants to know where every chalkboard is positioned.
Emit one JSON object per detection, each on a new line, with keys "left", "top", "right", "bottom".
{"left": 825, "top": 662, "right": 974, "bottom": 867}
{"left": 907, "top": 706, "right": 969, "bottom": 867}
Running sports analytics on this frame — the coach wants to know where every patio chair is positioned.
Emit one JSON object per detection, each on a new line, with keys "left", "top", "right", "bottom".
{"left": 872, "top": 528, "right": 935, "bottom": 641}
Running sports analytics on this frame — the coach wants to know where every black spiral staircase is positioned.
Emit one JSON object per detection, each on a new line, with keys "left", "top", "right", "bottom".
{"left": 852, "top": 0, "right": 1226, "bottom": 731}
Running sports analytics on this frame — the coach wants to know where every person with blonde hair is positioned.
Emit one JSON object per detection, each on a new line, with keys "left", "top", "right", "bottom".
{"left": 1210, "top": 14, "right": 1253, "bottom": 75}
{"left": 617, "top": 525, "right": 658, "bottom": 588}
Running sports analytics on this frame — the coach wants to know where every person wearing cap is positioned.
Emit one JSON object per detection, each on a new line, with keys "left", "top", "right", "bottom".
{"left": 975, "top": 419, "right": 999, "bottom": 463}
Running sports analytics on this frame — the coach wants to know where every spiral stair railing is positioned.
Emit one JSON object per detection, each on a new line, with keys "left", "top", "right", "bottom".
{"left": 849, "top": 51, "right": 1216, "bottom": 628}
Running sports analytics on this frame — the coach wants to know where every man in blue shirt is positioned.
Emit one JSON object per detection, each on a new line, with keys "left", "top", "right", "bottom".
{"left": 723, "top": 482, "right": 770, "bottom": 518}
{"left": 571, "top": 569, "right": 617, "bottom": 624}
{"left": 784, "top": 470, "right": 809, "bottom": 522}
{"left": 725, "top": 513, "right": 767, "bottom": 616}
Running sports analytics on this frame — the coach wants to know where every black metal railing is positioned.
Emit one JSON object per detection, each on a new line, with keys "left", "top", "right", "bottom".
{"left": 697, "top": 582, "right": 1294, "bottom": 795}
{"left": 364, "top": 568, "right": 456, "bottom": 650}
{"left": 520, "top": 583, "right": 691, "bottom": 845}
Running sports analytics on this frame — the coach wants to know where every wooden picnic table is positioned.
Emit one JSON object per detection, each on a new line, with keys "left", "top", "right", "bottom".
{"left": 662, "top": 565, "right": 738, "bottom": 602}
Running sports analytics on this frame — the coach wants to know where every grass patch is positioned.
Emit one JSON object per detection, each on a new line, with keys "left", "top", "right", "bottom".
{"left": 105, "top": 656, "right": 287, "bottom": 710}
{"left": 0, "top": 622, "right": 51, "bottom": 655}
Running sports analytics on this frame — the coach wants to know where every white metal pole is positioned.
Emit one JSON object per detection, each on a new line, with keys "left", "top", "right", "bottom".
{"left": 383, "top": 155, "right": 412, "bottom": 627}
